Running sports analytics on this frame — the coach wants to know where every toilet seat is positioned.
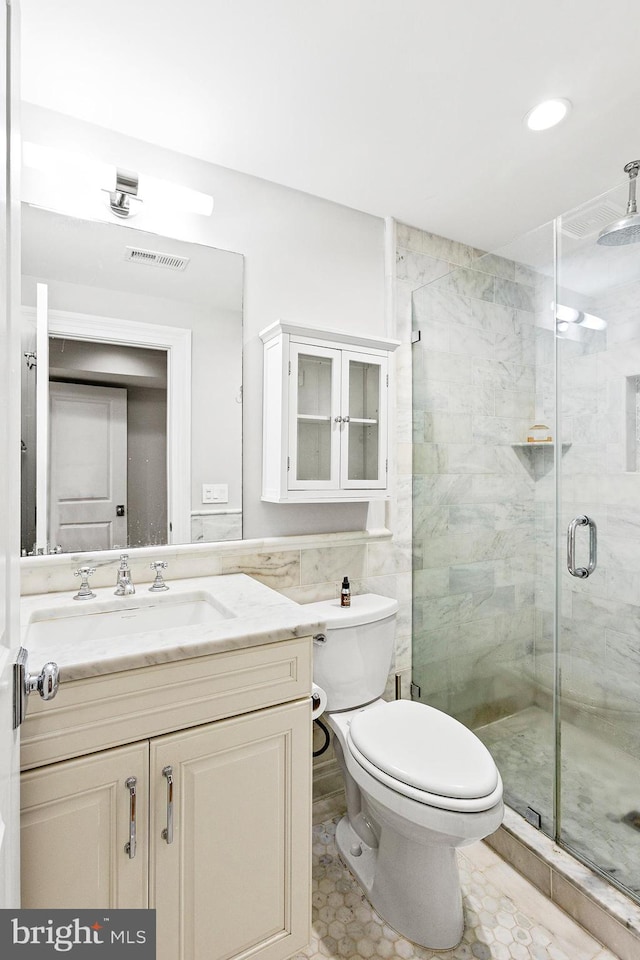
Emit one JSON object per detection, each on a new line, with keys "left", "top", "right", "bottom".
{"left": 346, "top": 700, "right": 502, "bottom": 813}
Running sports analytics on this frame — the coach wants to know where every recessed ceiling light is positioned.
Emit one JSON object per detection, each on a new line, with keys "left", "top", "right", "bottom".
{"left": 525, "top": 98, "right": 571, "bottom": 131}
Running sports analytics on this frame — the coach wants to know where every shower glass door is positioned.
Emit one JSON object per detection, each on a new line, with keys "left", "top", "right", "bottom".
{"left": 557, "top": 180, "right": 640, "bottom": 900}
{"left": 411, "top": 222, "right": 558, "bottom": 836}
{"left": 411, "top": 175, "right": 640, "bottom": 904}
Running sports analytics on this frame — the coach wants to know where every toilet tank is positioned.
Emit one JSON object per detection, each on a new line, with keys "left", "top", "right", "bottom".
{"left": 304, "top": 594, "right": 399, "bottom": 711}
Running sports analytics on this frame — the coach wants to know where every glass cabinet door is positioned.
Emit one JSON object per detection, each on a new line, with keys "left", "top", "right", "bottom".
{"left": 340, "top": 352, "right": 387, "bottom": 488}
{"left": 288, "top": 343, "right": 341, "bottom": 489}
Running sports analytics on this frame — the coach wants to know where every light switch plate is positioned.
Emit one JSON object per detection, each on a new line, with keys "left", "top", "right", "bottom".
{"left": 202, "top": 483, "right": 228, "bottom": 504}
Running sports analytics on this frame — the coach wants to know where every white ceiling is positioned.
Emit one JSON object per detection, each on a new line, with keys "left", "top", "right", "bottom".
{"left": 19, "top": 0, "right": 640, "bottom": 252}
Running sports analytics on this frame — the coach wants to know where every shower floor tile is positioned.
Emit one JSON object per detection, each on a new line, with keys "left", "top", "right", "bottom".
{"left": 296, "top": 819, "right": 618, "bottom": 960}
{"left": 476, "top": 706, "right": 640, "bottom": 900}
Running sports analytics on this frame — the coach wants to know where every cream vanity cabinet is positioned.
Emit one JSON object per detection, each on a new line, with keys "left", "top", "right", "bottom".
{"left": 20, "top": 637, "right": 312, "bottom": 960}
{"left": 260, "top": 322, "right": 399, "bottom": 502}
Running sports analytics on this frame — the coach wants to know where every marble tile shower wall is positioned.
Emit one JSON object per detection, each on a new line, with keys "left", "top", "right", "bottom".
{"left": 399, "top": 223, "right": 550, "bottom": 728}
{"left": 556, "top": 276, "right": 640, "bottom": 759}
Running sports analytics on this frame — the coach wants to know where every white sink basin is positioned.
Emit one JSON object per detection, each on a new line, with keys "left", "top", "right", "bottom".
{"left": 25, "top": 591, "right": 235, "bottom": 645}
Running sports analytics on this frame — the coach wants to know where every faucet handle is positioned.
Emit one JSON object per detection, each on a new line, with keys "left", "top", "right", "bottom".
{"left": 149, "top": 561, "right": 169, "bottom": 592}
{"left": 73, "top": 566, "right": 97, "bottom": 600}
{"left": 118, "top": 553, "right": 130, "bottom": 567}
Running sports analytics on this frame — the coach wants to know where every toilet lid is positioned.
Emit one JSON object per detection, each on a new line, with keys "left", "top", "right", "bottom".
{"left": 348, "top": 700, "right": 499, "bottom": 800}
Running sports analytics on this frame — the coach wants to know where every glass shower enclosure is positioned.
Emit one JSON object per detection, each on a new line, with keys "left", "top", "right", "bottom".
{"left": 411, "top": 174, "right": 640, "bottom": 902}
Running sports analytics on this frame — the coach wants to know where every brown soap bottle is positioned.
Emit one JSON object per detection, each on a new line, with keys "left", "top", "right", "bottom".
{"left": 340, "top": 576, "right": 351, "bottom": 607}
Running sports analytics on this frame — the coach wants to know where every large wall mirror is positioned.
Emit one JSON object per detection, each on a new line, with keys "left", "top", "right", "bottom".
{"left": 21, "top": 203, "right": 243, "bottom": 557}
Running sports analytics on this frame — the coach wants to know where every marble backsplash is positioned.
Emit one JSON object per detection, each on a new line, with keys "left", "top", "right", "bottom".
{"left": 20, "top": 527, "right": 413, "bottom": 702}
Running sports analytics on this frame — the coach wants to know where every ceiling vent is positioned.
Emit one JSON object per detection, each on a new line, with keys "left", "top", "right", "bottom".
{"left": 124, "top": 246, "right": 190, "bottom": 270}
{"left": 560, "top": 199, "right": 626, "bottom": 240}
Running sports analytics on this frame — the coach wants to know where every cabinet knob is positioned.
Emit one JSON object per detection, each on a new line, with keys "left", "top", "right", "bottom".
{"left": 334, "top": 416, "right": 343, "bottom": 423}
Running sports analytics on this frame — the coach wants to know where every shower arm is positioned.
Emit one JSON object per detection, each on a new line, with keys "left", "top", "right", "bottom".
{"left": 624, "top": 160, "right": 639, "bottom": 215}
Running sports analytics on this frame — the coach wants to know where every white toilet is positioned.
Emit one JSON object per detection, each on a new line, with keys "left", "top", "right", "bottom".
{"left": 306, "top": 594, "right": 504, "bottom": 951}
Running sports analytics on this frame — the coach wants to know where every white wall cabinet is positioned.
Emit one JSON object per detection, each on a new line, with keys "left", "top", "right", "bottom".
{"left": 260, "top": 322, "right": 399, "bottom": 502}
{"left": 20, "top": 638, "right": 312, "bottom": 960}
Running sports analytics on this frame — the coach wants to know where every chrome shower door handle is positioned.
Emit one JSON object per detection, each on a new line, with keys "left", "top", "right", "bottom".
{"left": 567, "top": 515, "right": 597, "bottom": 578}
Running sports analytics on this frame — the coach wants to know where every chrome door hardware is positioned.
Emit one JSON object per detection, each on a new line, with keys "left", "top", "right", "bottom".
{"left": 524, "top": 806, "right": 542, "bottom": 829}
{"left": 161, "top": 765, "right": 174, "bottom": 844}
{"left": 124, "top": 777, "right": 137, "bottom": 858}
{"left": 13, "top": 647, "right": 60, "bottom": 729}
{"left": 73, "top": 566, "right": 96, "bottom": 600}
{"left": 567, "top": 515, "right": 597, "bottom": 578}
{"left": 313, "top": 633, "right": 327, "bottom": 644}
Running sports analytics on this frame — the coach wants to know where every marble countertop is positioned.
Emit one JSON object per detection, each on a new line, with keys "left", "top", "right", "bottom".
{"left": 21, "top": 573, "right": 324, "bottom": 682}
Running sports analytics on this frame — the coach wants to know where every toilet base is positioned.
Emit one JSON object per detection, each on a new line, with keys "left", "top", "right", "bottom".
{"left": 335, "top": 814, "right": 464, "bottom": 951}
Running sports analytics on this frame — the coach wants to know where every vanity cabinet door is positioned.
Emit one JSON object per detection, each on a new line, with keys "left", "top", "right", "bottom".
{"left": 21, "top": 741, "right": 149, "bottom": 909}
{"left": 150, "top": 700, "right": 311, "bottom": 960}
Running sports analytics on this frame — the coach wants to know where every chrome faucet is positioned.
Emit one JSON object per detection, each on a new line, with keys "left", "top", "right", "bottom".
{"left": 73, "top": 566, "right": 97, "bottom": 600}
{"left": 149, "top": 561, "right": 169, "bottom": 592}
{"left": 115, "top": 554, "right": 136, "bottom": 596}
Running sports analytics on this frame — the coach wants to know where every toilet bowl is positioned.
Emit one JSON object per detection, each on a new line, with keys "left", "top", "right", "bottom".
{"left": 306, "top": 594, "right": 503, "bottom": 950}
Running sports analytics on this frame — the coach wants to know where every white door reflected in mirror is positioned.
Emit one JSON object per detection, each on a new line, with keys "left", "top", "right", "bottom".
{"left": 49, "top": 382, "right": 129, "bottom": 553}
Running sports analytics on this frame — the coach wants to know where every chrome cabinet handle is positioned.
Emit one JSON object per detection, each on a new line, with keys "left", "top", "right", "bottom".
{"left": 567, "top": 515, "right": 597, "bottom": 578}
{"left": 124, "top": 776, "right": 137, "bottom": 858}
{"left": 161, "top": 765, "right": 174, "bottom": 844}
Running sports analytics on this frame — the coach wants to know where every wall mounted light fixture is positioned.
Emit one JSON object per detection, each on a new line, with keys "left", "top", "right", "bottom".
{"left": 105, "top": 168, "right": 142, "bottom": 218}
{"left": 23, "top": 142, "right": 214, "bottom": 218}
{"left": 555, "top": 302, "right": 606, "bottom": 331}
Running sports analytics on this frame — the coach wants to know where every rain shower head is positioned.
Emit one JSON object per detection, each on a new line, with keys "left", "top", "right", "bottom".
{"left": 597, "top": 160, "right": 640, "bottom": 245}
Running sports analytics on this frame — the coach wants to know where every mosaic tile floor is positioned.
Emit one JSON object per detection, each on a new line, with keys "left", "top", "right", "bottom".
{"left": 296, "top": 819, "right": 618, "bottom": 960}
{"left": 476, "top": 706, "right": 640, "bottom": 899}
